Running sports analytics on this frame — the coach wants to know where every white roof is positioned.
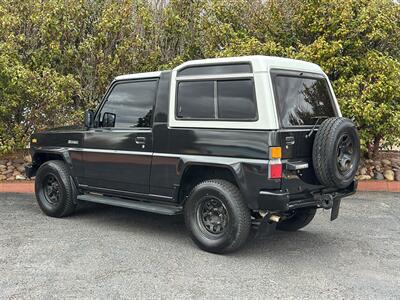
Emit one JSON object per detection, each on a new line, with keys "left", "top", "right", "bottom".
{"left": 114, "top": 56, "right": 324, "bottom": 80}
{"left": 175, "top": 55, "right": 324, "bottom": 74}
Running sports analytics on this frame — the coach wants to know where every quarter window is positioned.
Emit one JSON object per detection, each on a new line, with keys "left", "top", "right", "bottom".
{"left": 99, "top": 80, "right": 158, "bottom": 128}
{"left": 176, "top": 81, "right": 214, "bottom": 119}
{"left": 176, "top": 79, "right": 257, "bottom": 120}
{"left": 217, "top": 80, "right": 256, "bottom": 119}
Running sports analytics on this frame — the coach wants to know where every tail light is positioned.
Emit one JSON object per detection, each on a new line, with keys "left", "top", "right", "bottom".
{"left": 268, "top": 146, "right": 282, "bottom": 179}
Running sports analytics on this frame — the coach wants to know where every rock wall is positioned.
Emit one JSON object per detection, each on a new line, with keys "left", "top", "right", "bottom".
{"left": 0, "top": 156, "right": 31, "bottom": 181}
{"left": 0, "top": 155, "right": 399, "bottom": 182}
{"left": 355, "top": 158, "right": 400, "bottom": 181}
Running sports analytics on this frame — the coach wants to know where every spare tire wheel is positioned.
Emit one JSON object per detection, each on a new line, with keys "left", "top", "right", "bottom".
{"left": 312, "top": 117, "right": 360, "bottom": 189}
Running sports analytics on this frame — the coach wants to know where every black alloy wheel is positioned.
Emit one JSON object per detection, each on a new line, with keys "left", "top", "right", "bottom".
{"left": 336, "top": 134, "right": 354, "bottom": 175}
{"left": 197, "top": 197, "right": 229, "bottom": 236}
{"left": 43, "top": 174, "right": 61, "bottom": 205}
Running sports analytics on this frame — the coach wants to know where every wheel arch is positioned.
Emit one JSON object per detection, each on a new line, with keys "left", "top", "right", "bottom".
{"left": 176, "top": 162, "right": 246, "bottom": 205}
{"left": 31, "top": 149, "right": 80, "bottom": 203}
{"left": 30, "top": 148, "right": 73, "bottom": 177}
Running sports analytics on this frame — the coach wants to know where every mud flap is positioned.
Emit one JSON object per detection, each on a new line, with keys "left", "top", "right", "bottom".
{"left": 330, "top": 197, "right": 342, "bottom": 221}
{"left": 255, "top": 213, "right": 277, "bottom": 239}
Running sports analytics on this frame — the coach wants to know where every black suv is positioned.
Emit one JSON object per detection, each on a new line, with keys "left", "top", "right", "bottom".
{"left": 26, "top": 56, "right": 359, "bottom": 253}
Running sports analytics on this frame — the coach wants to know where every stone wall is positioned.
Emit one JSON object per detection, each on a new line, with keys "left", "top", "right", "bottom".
{"left": 355, "top": 158, "right": 400, "bottom": 181}
{"left": 0, "top": 156, "right": 31, "bottom": 181}
{"left": 0, "top": 155, "right": 399, "bottom": 182}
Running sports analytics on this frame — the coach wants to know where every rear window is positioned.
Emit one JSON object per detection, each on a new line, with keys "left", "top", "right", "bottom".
{"left": 272, "top": 74, "right": 336, "bottom": 127}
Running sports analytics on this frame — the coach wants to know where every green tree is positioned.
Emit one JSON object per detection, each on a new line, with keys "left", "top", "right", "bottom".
{"left": 0, "top": 0, "right": 399, "bottom": 158}
{"left": 199, "top": 0, "right": 400, "bottom": 157}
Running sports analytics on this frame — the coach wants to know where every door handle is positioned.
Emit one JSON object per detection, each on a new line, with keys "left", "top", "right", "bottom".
{"left": 135, "top": 137, "right": 146, "bottom": 145}
{"left": 285, "top": 136, "right": 295, "bottom": 145}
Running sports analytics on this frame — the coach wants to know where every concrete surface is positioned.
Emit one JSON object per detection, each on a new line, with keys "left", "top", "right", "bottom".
{"left": 0, "top": 192, "right": 399, "bottom": 299}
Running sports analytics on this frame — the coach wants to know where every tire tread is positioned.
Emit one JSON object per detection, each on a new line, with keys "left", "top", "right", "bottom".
{"left": 35, "top": 160, "right": 76, "bottom": 217}
{"left": 185, "top": 179, "right": 251, "bottom": 253}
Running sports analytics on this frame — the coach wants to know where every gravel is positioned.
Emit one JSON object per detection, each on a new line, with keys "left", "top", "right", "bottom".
{"left": 0, "top": 192, "right": 399, "bottom": 299}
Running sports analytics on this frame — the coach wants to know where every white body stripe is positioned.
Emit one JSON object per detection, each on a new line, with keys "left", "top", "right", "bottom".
{"left": 66, "top": 148, "right": 269, "bottom": 164}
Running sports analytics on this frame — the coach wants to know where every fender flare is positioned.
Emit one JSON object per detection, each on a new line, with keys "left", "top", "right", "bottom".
{"left": 175, "top": 155, "right": 269, "bottom": 209}
{"left": 30, "top": 148, "right": 79, "bottom": 200}
{"left": 32, "top": 147, "right": 73, "bottom": 169}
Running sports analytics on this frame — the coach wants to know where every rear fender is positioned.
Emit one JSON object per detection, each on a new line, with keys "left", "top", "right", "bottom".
{"left": 177, "top": 155, "right": 279, "bottom": 210}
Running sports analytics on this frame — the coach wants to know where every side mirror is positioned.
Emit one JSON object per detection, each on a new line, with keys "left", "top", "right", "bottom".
{"left": 84, "top": 109, "right": 94, "bottom": 128}
{"left": 102, "top": 112, "right": 116, "bottom": 128}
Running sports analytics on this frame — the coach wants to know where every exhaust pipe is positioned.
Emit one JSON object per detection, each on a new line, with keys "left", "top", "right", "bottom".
{"left": 269, "top": 215, "right": 281, "bottom": 222}
{"left": 258, "top": 210, "right": 281, "bottom": 222}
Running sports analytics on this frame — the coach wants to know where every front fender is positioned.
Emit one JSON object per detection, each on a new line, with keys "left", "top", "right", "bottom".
{"left": 28, "top": 147, "right": 77, "bottom": 180}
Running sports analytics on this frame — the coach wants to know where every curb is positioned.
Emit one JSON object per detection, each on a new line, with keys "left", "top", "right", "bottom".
{"left": 0, "top": 182, "right": 34, "bottom": 194}
{"left": 0, "top": 180, "right": 399, "bottom": 194}
{"left": 357, "top": 180, "right": 400, "bottom": 193}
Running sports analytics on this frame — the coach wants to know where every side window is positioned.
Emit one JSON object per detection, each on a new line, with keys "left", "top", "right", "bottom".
{"left": 176, "top": 81, "right": 214, "bottom": 119}
{"left": 99, "top": 80, "right": 158, "bottom": 128}
{"left": 176, "top": 79, "right": 257, "bottom": 120}
{"left": 217, "top": 80, "right": 256, "bottom": 119}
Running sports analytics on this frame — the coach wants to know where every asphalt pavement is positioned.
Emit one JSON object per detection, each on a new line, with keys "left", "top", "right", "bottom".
{"left": 0, "top": 192, "right": 399, "bottom": 299}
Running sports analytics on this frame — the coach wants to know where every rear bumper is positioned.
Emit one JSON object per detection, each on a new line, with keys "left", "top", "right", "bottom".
{"left": 258, "top": 180, "right": 357, "bottom": 212}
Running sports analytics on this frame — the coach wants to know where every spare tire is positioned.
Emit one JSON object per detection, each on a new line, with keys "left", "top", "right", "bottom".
{"left": 312, "top": 117, "right": 360, "bottom": 189}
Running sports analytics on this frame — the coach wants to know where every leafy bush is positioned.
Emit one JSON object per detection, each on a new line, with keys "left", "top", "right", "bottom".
{"left": 0, "top": 0, "right": 399, "bottom": 158}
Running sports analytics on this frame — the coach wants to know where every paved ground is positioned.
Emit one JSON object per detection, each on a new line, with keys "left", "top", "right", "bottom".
{"left": 0, "top": 192, "right": 399, "bottom": 299}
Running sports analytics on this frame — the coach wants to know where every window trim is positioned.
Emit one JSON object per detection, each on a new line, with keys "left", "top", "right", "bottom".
{"left": 175, "top": 77, "right": 259, "bottom": 122}
{"left": 269, "top": 69, "right": 338, "bottom": 129}
{"left": 94, "top": 78, "right": 159, "bottom": 129}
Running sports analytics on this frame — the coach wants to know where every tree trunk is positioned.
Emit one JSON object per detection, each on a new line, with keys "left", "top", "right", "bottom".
{"left": 369, "top": 136, "right": 381, "bottom": 159}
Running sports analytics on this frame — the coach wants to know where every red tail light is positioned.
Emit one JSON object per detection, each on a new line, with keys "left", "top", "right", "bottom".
{"left": 269, "top": 162, "right": 282, "bottom": 179}
{"left": 268, "top": 146, "right": 282, "bottom": 179}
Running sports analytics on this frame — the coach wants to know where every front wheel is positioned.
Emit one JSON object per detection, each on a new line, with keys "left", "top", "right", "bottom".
{"left": 184, "top": 179, "right": 251, "bottom": 254}
{"left": 35, "top": 160, "right": 77, "bottom": 218}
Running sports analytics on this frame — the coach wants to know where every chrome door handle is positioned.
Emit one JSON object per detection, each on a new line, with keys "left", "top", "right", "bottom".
{"left": 135, "top": 137, "right": 146, "bottom": 145}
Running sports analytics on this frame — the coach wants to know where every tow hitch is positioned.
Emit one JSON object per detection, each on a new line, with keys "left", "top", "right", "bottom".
{"left": 313, "top": 193, "right": 341, "bottom": 221}
{"left": 314, "top": 193, "right": 334, "bottom": 209}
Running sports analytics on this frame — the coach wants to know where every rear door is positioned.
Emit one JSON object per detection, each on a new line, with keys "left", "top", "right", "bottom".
{"left": 270, "top": 69, "right": 338, "bottom": 159}
{"left": 270, "top": 69, "right": 338, "bottom": 188}
{"left": 81, "top": 78, "right": 158, "bottom": 194}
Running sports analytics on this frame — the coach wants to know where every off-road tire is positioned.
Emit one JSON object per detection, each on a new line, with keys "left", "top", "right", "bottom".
{"left": 35, "top": 160, "right": 77, "bottom": 217}
{"left": 276, "top": 208, "right": 317, "bottom": 231}
{"left": 312, "top": 117, "right": 360, "bottom": 189}
{"left": 184, "top": 179, "right": 251, "bottom": 254}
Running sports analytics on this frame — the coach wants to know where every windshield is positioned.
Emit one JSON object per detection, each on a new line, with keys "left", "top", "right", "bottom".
{"left": 272, "top": 73, "right": 336, "bottom": 127}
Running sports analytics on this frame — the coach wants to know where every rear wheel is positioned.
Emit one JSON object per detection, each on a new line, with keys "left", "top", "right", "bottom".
{"left": 184, "top": 179, "right": 251, "bottom": 254}
{"left": 35, "top": 160, "right": 77, "bottom": 218}
{"left": 276, "top": 208, "right": 317, "bottom": 231}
